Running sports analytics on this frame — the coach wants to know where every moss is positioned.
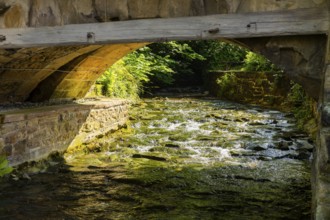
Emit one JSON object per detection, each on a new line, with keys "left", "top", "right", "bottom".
{"left": 0, "top": 155, "right": 13, "bottom": 177}
{"left": 169, "top": 133, "right": 191, "bottom": 142}
{"left": 286, "top": 83, "right": 317, "bottom": 138}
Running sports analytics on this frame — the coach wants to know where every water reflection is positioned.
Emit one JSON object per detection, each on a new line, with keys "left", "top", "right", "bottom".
{"left": 0, "top": 98, "right": 312, "bottom": 219}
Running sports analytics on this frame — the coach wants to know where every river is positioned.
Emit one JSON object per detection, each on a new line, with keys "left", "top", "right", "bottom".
{"left": 0, "top": 98, "right": 312, "bottom": 219}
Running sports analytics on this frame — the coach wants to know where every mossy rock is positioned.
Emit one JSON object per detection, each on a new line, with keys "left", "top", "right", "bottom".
{"left": 169, "top": 133, "right": 191, "bottom": 141}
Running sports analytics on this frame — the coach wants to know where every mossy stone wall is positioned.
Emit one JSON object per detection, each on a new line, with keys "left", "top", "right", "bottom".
{"left": 205, "top": 71, "right": 291, "bottom": 108}
{"left": 0, "top": 99, "right": 129, "bottom": 166}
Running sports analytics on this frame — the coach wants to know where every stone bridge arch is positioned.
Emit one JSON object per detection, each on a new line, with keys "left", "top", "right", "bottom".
{"left": 27, "top": 43, "right": 147, "bottom": 102}
{"left": 0, "top": 35, "right": 325, "bottom": 103}
{"left": 0, "top": 43, "right": 144, "bottom": 103}
{"left": 0, "top": 0, "right": 328, "bottom": 103}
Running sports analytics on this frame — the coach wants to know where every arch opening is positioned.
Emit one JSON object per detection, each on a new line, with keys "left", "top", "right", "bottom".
{"left": 0, "top": 35, "right": 325, "bottom": 105}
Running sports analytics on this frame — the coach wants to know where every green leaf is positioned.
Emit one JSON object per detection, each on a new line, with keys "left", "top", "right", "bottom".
{"left": 0, "top": 156, "right": 13, "bottom": 177}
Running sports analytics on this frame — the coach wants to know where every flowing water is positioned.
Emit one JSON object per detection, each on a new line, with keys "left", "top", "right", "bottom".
{"left": 0, "top": 98, "right": 312, "bottom": 219}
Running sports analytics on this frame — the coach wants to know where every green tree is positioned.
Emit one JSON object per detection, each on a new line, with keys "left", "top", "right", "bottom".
{"left": 188, "top": 40, "right": 247, "bottom": 70}
{"left": 94, "top": 40, "right": 278, "bottom": 99}
{"left": 242, "top": 51, "right": 275, "bottom": 72}
{"left": 147, "top": 41, "right": 205, "bottom": 87}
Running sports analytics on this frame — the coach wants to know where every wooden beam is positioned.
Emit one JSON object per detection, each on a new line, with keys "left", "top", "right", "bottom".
{"left": 0, "top": 7, "right": 328, "bottom": 48}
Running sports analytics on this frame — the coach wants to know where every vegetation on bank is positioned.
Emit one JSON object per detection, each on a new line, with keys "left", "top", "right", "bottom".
{"left": 91, "top": 40, "right": 316, "bottom": 135}
{"left": 0, "top": 156, "right": 13, "bottom": 177}
{"left": 287, "top": 83, "right": 317, "bottom": 135}
{"left": 92, "top": 40, "right": 246, "bottom": 99}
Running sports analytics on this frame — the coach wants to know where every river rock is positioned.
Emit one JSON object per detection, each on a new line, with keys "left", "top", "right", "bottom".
{"left": 295, "top": 152, "right": 312, "bottom": 160}
{"left": 164, "top": 143, "right": 180, "bottom": 149}
{"left": 132, "top": 154, "right": 167, "bottom": 162}
{"left": 277, "top": 141, "right": 292, "bottom": 151}
{"left": 245, "top": 143, "right": 268, "bottom": 151}
{"left": 258, "top": 156, "right": 273, "bottom": 161}
{"left": 249, "top": 121, "right": 265, "bottom": 126}
{"left": 296, "top": 140, "right": 314, "bottom": 152}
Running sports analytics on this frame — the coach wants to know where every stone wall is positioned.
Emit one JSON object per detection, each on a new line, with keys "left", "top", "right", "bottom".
{"left": 0, "top": 99, "right": 129, "bottom": 166}
{"left": 205, "top": 71, "right": 291, "bottom": 108}
{"left": 238, "top": 35, "right": 327, "bottom": 100}
{"left": 313, "top": 3, "right": 330, "bottom": 217}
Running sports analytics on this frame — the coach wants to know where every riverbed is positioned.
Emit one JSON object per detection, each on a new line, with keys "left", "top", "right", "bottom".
{"left": 0, "top": 98, "right": 312, "bottom": 219}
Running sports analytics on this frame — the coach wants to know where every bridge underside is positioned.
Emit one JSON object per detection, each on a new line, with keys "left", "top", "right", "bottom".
{"left": 0, "top": 34, "right": 326, "bottom": 104}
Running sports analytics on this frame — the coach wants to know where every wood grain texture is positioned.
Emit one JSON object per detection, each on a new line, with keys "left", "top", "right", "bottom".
{"left": 0, "top": 7, "right": 328, "bottom": 48}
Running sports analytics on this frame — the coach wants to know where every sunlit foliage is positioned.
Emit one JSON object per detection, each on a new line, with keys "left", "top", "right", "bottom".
{"left": 0, "top": 156, "right": 13, "bottom": 177}
{"left": 95, "top": 40, "right": 279, "bottom": 99}
{"left": 242, "top": 52, "right": 276, "bottom": 72}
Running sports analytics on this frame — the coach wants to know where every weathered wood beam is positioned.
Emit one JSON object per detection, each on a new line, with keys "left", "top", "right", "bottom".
{"left": 0, "top": 7, "right": 328, "bottom": 48}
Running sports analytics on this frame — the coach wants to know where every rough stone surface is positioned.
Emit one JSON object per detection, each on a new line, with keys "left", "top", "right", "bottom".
{"left": 206, "top": 71, "right": 291, "bottom": 107}
{"left": 238, "top": 35, "right": 326, "bottom": 100}
{"left": 0, "top": 99, "right": 129, "bottom": 166}
{"left": 0, "top": 43, "right": 146, "bottom": 103}
{"left": 236, "top": 0, "right": 326, "bottom": 13}
{"left": 0, "top": 0, "right": 324, "bottom": 28}
{"left": 313, "top": 11, "right": 330, "bottom": 219}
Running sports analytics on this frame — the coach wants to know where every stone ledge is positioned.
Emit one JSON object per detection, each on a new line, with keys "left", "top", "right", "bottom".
{"left": 0, "top": 99, "right": 130, "bottom": 166}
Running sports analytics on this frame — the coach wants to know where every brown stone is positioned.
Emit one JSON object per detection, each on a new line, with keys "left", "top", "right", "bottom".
{"left": 95, "top": 0, "right": 129, "bottom": 21}
{"left": 4, "top": 4, "right": 27, "bottom": 28}
{"left": 12, "top": 140, "right": 27, "bottom": 155}
{"left": 128, "top": 0, "right": 160, "bottom": 19}
{"left": 1, "top": 145, "right": 12, "bottom": 156}
{"left": 159, "top": 0, "right": 192, "bottom": 17}
{"left": 28, "top": 0, "right": 62, "bottom": 27}
{"left": 204, "top": 0, "right": 229, "bottom": 14}
{"left": 236, "top": 0, "right": 325, "bottom": 13}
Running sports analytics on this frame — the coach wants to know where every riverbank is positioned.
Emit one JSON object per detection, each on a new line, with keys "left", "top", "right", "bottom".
{"left": 204, "top": 71, "right": 318, "bottom": 138}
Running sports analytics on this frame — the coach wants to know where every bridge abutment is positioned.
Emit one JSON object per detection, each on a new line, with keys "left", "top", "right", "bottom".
{"left": 0, "top": 99, "right": 129, "bottom": 166}
{"left": 314, "top": 13, "right": 330, "bottom": 217}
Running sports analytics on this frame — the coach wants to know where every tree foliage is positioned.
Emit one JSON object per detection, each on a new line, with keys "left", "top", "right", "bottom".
{"left": 0, "top": 156, "right": 13, "bottom": 177}
{"left": 287, "top": 83, "right": 315, "bottom": 130}
{"left": 242, "top": 51, "right": 276, "bottom": 72}
{"left": 187, "top": 40, "right": 247, "bottom": 70}
{"left": 94, "top": 40, "right": 276, "bottom": 99}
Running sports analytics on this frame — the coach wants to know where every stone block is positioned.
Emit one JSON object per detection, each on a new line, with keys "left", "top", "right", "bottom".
{"left": 204, "top": 0, "right": 229, "bottom": 14}
{"left": 12, "top": 140, "right": 27, "bottom": 155}
{"left": 95, "top": 0, "right": 129, "bottom": 21}
{"left": 1, "top": 113, "right": 25, "bottom": 123}
{"left": 0, "top": 138, "right": 4, "bottom": 149}
{"left": 4, "top": 4, "right": 27, "bottom": 28}
{"left": 0, "top": 145, "right": 12, "bottom": 157}
{"left": 4, "top": 131, "right": 24, "bottom": 145}
{"left": 28, "top": 0, "right": 62, "bottom": 27}
{"left": 128, "top": 0, "right": 160, "bottom": 19}
{"left": 189, "top": 0, "right": 206, "bottom": 16}
{"left": 236, "top": 0, "right": 322, "bottom": 13}
{"left": 0, "top": 123, "right": 17, "bottom": 136}
{"left": 29, "top": 147, "right": 41, "bottom": 161}
{"left": 322, "top": 103, "right": 330, "bottom": 126}
{"left": 159, "top": 0, "right": 192, "bottom": 17}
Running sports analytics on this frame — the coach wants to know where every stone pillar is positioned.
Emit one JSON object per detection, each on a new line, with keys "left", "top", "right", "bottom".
{"left": 314, "top": 4, "right": 330, "bottom": 218}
